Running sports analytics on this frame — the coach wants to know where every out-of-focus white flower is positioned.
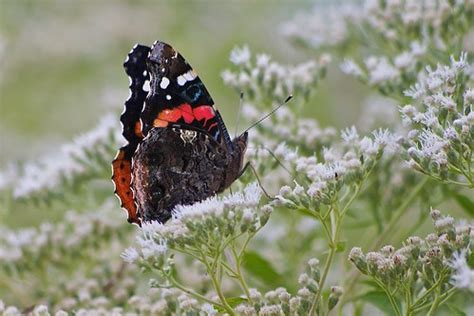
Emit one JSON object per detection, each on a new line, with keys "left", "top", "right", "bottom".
{"left": 223, "top": 46, "right": 327, "bottom": 103}
{"left": 9, "top": 114, "right": 119, "bottom": 198}
{"left": 366, "top": 57, "right": 400, "bottom": 85}
{"left": 450, "top": 250, "right": 474, "bottom": 291}
{"left": 200, "top": 303, "right": 218, "bottom": 315}
{"left": 230, "top": 45, "right": 251, "bottom": 66}
{"left": 340, "top": 59, "right": 363, "bottom": 77}
{"left": 121, "top": 247, "right": 139, "bottom": 263}
{"left": 341, "top": 126, "right": 359, "bottom": 144}
{"left": 280, "top": 4, "right": 361, "bottom": 49}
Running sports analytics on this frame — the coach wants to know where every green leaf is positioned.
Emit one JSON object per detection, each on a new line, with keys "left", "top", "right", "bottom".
{"left": 452, "top": 193, "right": 474, "bottom": 217}
{"left": 467, "top": 252, "right": 474, "bottom": 269}
{"left": 226, "top": 297, "right": 248, "bottom": 307}
{"left": 336, "top": 241, "right": 347, "bottom": 253}
{"left": 358, "top": 291, "right": 396, "bottom": 316}
{"left": 446, "top": 304, "right": 467, "bottom": 316}
{"left": 213, "top": 297, "right": 247, "bottom": 313}
{"left": 242, "top": 251, "right": 283, "bottom": 287}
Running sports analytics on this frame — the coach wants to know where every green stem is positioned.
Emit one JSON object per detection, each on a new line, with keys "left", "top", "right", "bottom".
{"left": 168, "top": 276, "right": 224, "bottom": 308}
{"left": 200, "top": 250, "right": 235, "bottom": 315}
{"left": 375, "top": 279, "right": 401, "bottom": 316}
{"left": 231, "top": 242, "right": 251, "bottom": 300}
{"left": 342, "top": 178, "right": 429, "bottom": 303}
{"left": 308, "top": 212, "right": 338, "bottom": 315}
{"left": 426, "top": 291, "right": 441, "bottom": 316}
{"left": 409, "top": 270, "right": 448, "bottom": 311}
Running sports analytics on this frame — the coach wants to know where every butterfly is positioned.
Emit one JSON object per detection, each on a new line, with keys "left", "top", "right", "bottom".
{"left": 112, "top": 41, "right": 248, "bottom": 225}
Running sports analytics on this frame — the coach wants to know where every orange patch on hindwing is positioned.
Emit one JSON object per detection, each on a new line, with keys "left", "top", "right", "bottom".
{"left": 112, "top": 149, "right": 140, "bottom": 225}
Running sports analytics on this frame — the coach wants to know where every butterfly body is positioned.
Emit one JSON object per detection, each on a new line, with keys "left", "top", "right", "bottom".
{"left": 112, "top": 41, "right": 247, "bottom": 225}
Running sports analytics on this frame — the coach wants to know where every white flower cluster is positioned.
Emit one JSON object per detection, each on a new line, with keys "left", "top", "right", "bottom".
{"left": 241, "top": 103, "right": 337, "bottom": 172}
{"left": 275, "top": 126, "right": 398, "bottom": 208}
{"left": 222, "top": 46, "right": 329, "bottom": 102}
{"left": 450, "top": 250, "right": 474, "bottom": 291}
{"left": 349, "top": 208, "right": 473, "bottom": 304}
{"left": 0, "top": 204, "right": 125, "bottom": 268}
{"left": 234, "top": 258, "right": 342, "bottom": 315}
{"left": 401, "top": 53, "right": 474, "bottom": 185}
{"left": 280, "top": 3, "right": 361, "bottom": 49}
{"left": 0, "top": 287, "right": 220, "bottom": 316}
{"left": 0, "top": 114, "right": 120, "bottom": 198}
{"left": 122, "top": 183, "right": 266, "bottom": 265}
{"left": 290, "top": 1, "right": 474, "bottom": 95}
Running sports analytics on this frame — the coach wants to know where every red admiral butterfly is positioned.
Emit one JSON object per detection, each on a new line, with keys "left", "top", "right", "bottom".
{"left": 112, "top": 41, "right": 248, "bottom": 225}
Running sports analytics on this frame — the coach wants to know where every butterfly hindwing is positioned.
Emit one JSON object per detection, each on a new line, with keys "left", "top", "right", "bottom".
{"left": 112, "top": 44, "right": 150, "bottom": 225}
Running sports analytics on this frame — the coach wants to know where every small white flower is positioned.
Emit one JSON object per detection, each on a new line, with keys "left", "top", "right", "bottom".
{"left": 450, "top": 250, "right": 474, "bottom": 291}
{"left": 359, "top": 137, "right": 378, "bottom": 156}
{"left": 230, "top": 45, "right": 251, "bottom": 66}
{"left": 121, "top": 247, "right": 139, "bottom": 263}
{"left": 340, "top": 59, "right": 363, "bottom": 77}
{"left": 256, "top": 53, "right": 271, "bottom": 68}
{"left": 464, "top": 88, "right": 474, "bottom": 104}
{"left": 341, "top": 126, "right": 359, "bottom": 144}
{"left": 450, "top": 52, "right": 468, "bottom": 70}
{"left": 200, "top": 303, "right": 218, "bottom": 315}
{"left": 137, "top": 236, "right": 167, "bottom": 260}
{"left": 367, "top": 57, "right": 399, "bottom": 85}
{"left": 404, "top": 83, "right": 426, "bottom": 99}
{"left": 394, "top": 51, "right": 413, "bottom": 69}
{"left": 221, "top": 70, "right": 237, "bottom": 85}
{"left": 443, "top": 127, "right": 457, "bottom": 140}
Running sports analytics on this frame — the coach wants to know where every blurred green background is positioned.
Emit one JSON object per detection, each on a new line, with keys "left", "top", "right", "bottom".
{"left": 0, "top": 0, "right": 366, "bottom": 168}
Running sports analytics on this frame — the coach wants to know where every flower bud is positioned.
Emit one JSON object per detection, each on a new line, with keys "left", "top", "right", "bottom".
{"left": 380, "top": 245, "right": 395, "bottom": 256}
{"left": 278, "top": 290, "right": 291, "bottom": 303}
{"left": 298, "top": 273, "right": 310, "bottom": 286}
{"left": 349, "top": 247, "right": 368, "bottom": 273}
{"left": 307, "top": 279, "right": 319, "bottom": 293}
{"left": 328, "top": 286, "right": 343, "bottom": 311}
{"left": 249, "top": 288, "right": 262, "bottom": 303}
{"left": 289, "top": 297, "right": 301, "bottom": 312}
{"left": 425, "top": 233, "right": 438, "bottom": 245}
{"left": 260, "top": 205, "right": 273, "bottom": 226}
{"left": 430, "top": 208, "right": 442, "bottom": 220}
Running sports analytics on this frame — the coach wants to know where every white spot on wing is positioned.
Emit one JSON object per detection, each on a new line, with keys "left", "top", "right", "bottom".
{"left": 166, "top": 95, "right": 171, "bottom": 100}
{"left": 177, "top": 75, "right": 186, "bottom": 86}
{"left": 143, "top": 80, "right": 150, "bottom": 92}
{"left": 143, "top": 70, "right": 147, "bottom": 76}
{"left": 160, "top": 77, "right": 170, "bottom": 89}
{"left": 183, "top": 70, "right": 197, "bottom": 81}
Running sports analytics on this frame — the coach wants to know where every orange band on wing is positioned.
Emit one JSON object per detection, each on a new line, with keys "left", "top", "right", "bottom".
{"left": 112, "top": 149, "right": 140, "bottom": 225}
{"left": 193, "top": 105, "right": 215, "bottom": 125}
{"left": 179, "top": 104, "right": 194, "bottom": 123}
{"left": 152, "top": 104, "right": 216, "bottom": 129}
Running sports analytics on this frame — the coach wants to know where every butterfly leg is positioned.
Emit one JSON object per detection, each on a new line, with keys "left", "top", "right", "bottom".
{"left": 238, "top": 162, "right": 274, "bottom": 200}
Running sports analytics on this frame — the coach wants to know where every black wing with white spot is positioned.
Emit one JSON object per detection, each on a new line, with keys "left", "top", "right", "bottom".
{"left": 121, "top": 44, "right": 150, "bottom": 146}
{"left": 139, "top": 41, "right": 232, "bottom": 148}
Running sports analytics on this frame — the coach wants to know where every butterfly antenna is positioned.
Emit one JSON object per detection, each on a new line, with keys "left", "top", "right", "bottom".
{"left": 234, "top": 91, "right": 244, "bottom": 138}
{"left": 242, "top": 95, "right": 293, "bottom": 134}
